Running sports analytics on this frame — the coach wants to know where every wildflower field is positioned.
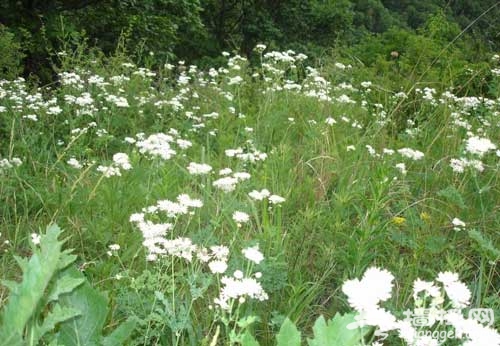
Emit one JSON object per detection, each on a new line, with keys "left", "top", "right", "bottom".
{"left": 1, "top": 47, "right": 500, "bottom": 345}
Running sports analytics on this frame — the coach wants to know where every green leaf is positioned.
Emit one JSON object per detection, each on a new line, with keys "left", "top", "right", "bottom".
{"left": 32, "top": 304, "right": 81, "bottom": 341}
{"left": 307, "top": 313, "right": 369, "bottom": 346}
{"left": 0, "top": 330, "right": 23, "bottom": 346}
{"left": 57, "top": 266, "right": 135, "bottom": 345}
{"left": 276, "top": 318, "right": 301, "bottom": 346}
{"left": 241, "top": 330, "right": 260, "bottom": 346}
{"left": 57, "top": 250, "right": 78, "bottom": 271}
{"left": 57, "top": 267, "right": 109, "bottom": 346}
{"left": 102, "top": 317, "right": 137, "bottom": 346}
{"left": 47, "top": 268, "right": 85, "bottom": 302}
{"left": 13, "top": 255, "right": 28, "bottom": 273}
{"left": 1, "top": 280, "right": 18, "bottom": 293}
{"left": 0, "top": 224, "right": 64, "bottom": 338}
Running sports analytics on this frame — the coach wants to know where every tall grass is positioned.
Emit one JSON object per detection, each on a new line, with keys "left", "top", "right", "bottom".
{"left": 0, "top": 46, "right": 499, "bottom": 345}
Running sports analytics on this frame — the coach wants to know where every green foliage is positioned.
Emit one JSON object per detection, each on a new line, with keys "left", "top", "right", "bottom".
{"left": 57, "top": 267, "right": 136, "bottom": 346}
{"left": 437, "top": 186, "right": 466, "bottom": 210}
{"left": 307, "top": 313, "right": 370, "bottom": 346}
{"left": 240, "top": 314, "right": 369, "bottom": 345}
{"left": 0, "top": 25, "right": 24, "bottom": 79}
{"left": 0, "top": 224, "right": 135, "bottom": 345}
{"left": 2, "top": 35, "right": 500, "bottom": 345}
{"left": 468, "top": 229, "right": 500, "bottom": 262}
{"left": 276, "top": 318, "right": 301, "bottom": 346}
{"left": 1, "top": 0, "right": 499, "bottom": 79}
{"left": 0, "top": 224, "right": 81, "bottom": 345}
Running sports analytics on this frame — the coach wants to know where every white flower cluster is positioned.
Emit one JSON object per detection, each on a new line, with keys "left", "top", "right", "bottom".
{"left": 0, "top": 157, "right": 22, "bottom": 173}
{"left": 449, "top": 158, "right": 484, "bottom": 173}
{"left": 397, "top": 148, "right": 425, "bottom": 161}
{"left": 212, "top": 171, "right": 251, "bottom": 192}
{"left": 67, "top": 157, "right": 83, "bottom": 169}
{"left": 204, "top": 245, "right": 230, "bottom": 273}
{"left": 213, "top": 246, "right": 267, "bottom": 310}
{"left": 96, "top": 152, "right": 132, "bottom": 178}
{"left": 59, "top": 72, "right": 84, "bottom": 87}
{"left": 187, "top": 162, "right": 212, "bottom": 175}
{"left": 130, "top": 193, "right": 203, "bottom": 261}
{"left": 248, "top": 188, "right": 286, "bottom": 205}
{"left": 342, "top": 267, "right": 500, "bottom": 346}
{"left": 452, "top": 217, "right": 466, "bottom": 231}
{"left": 232, "top": 211, "right": 250, "bottom": 226}
{"left": 135, "top": 132, "right": 191, "bottom": 160}
{"left": 465, "top": 136, "right": 497, "bottom": 157}
{"left": 225, "top": 147, "right": 268, "bottom": 163}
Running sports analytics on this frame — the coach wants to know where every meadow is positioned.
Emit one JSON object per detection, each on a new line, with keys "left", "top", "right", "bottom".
{"left": 0, "top": 46, "right": 499, "bottom": 345}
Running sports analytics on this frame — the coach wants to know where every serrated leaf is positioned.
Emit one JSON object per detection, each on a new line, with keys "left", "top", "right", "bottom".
{"left": 32, "top": 304, "right": 81, "bottom": 341}
{"left": 47, "top": 269, "right": 85, "bottom": 302}
{"left": 57, "top": 267, "right": 109, "bottom": 346}
{"left": 307, "top": 313, "right": 369, "bottom": 346}
{"left": 57, "top": 250, "right": 77, "bottom": 270}
{"left": 13, "top": 255, "right": 28, "bottom": 273}
{"left": 0, "top": 224, "right": 64, "bottom": 337}
{"left": 102, "top": 317, "right": 137, "bottom": 346}
{"left": 276, "top": 318, "right": 301, "bottom": 346}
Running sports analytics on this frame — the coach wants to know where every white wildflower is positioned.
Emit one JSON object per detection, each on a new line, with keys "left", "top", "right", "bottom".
{"left": 113, "top": 153, "right": 132, "bottom": 170}
{"left": 67, "top": 157, "right": 83, "bottom": 169}
{"left": 233, "top": 211, "right": 250, "bottom": 225}
{"left": 209, "top": 260, "right": 228, "bottom": 274}
{"left": 242, "top": 246, "right": 264, "bottom": 264}
{"left": 398, "top": 148, "right": 424, "bottom": 160}
{"left": 452, "top": 218, "right": 466, "bottom": 231}
{"left": 268, "top": 194, "right": 286, "bottom": 204}
{"left": 213, "top": 177, "right": 238, "bottom": 192}
{"left": 31, "top": 233, "right": 41, "bottom": 245}
{"left": 465, "top": 136, "right": 496, "bottom": 157}
{"left": 187, "top": 162, "right": 212, "bottom": 175}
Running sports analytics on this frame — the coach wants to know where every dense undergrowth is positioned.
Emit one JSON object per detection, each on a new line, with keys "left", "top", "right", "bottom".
{"left": 0, "top": 45, "right": 499, "bottom": 345}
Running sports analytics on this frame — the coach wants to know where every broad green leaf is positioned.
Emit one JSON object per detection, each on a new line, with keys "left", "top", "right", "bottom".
{"left": 57, "top": 250, "right": 78, "bottom": 271}
{"left": 241, "top": 330, "right": 260, "bottom": 346}
{"left": 57, "top": 267, "right": 109, "bottom": 346}
{"left": 307, "top": 313, "right": 369, "bottom": 346}
{"left": 0, "top": 224, "right": 64, "bottom": 337}
{"left": 276, "top": 318, "right": 301, "bottom": 346}
{"left": 0, "top": 330, "right": 23, "bottom": 346}
{"left": 102, "top": 317, "right": 138, "bottom": 346}
{"left": 32, "top": 304, "right": 81, "bottom": 341}
{"left": 47, "top": 269, "right": 85, "bottom": 302}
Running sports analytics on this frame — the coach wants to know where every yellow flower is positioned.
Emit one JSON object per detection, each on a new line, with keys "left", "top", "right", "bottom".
{"left": 420, "top": 212, "right": 431, "bottom": 222}
{"left": 392, "top": 216, "right": 406, "bottom": 225}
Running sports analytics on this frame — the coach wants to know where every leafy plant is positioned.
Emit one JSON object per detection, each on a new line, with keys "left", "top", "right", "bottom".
{"left": 307, "top": 313, "right": 369, "bottom": 346}
{"left": 276, "top": 318, "right": 301, "bottom": 346}
{"left": 0, "top": 24, "right": 24, "bottom": 79}
{"left": 240, "top": 314, "right": 370, "bottom": 346}
{"left": 0, "top": 224, "right": 135, "bottom": 345}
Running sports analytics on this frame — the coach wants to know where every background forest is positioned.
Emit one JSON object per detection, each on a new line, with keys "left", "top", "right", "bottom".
{"left": 1, "top": 0, "right": 499, "bottom": 83}
{"left": 1, "top": 1, "right": 500, "bottom": 345}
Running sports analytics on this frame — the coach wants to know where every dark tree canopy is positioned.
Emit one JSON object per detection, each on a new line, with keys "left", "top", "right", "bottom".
{"left": 0, "top": 0, "right": 499, "bottom": 80}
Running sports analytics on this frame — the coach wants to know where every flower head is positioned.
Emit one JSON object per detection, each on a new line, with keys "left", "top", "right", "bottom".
{"left": 242, "top": 246, "right": 264, "bottom": 264}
